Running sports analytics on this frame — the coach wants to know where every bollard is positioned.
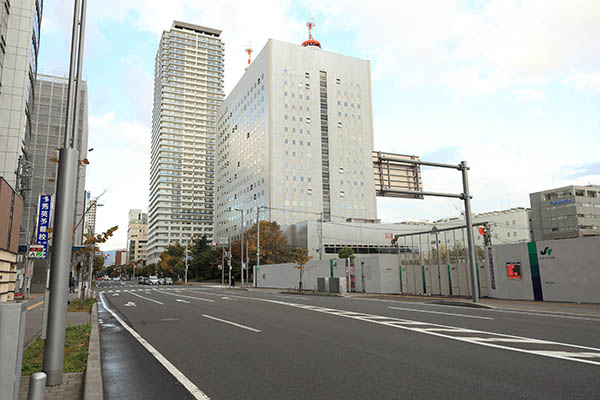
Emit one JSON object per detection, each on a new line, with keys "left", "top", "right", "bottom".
{"left": 27, "top": 372, "right": 46, "bottom": 400}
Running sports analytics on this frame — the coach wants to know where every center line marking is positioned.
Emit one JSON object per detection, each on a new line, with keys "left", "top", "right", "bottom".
{"left": 202, "top": 314, "right": 261, "bottom": 333}
{"left": 389, "top": 306, "right": 494, "bottom": 320}
{"left": 125, "top": 290, "right": 164, "bottom": 305}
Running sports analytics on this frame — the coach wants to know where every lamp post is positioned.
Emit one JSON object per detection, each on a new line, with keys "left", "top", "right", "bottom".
{"left": 43, "top": 0, "right": 88, "bottom": 386}
{"left": 234, "top": 208, "right": 244, "bottom": 288}
{"left": 185, "top": 232, "right": 193, "bottom": 285}
{"left": 255, "top": 206, "right": 266, "bottom": 288}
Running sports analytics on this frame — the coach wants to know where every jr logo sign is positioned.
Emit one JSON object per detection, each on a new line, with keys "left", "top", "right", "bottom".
{"left": 540, "top": 247, "right": 552, "bottom": 256}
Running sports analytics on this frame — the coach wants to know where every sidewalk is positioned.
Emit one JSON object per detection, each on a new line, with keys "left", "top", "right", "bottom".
{"left": 19, "top": 292, "right": 98, "bottom": 400}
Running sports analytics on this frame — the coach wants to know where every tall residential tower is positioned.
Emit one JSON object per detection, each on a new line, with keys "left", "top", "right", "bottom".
{"left": 147, "top": 21, "right": 224, "bottom": 264}
{"left": 215, "top": 38, "right": 377, "bottom": 240}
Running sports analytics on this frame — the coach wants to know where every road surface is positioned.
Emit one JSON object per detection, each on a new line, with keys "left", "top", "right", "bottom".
{"left": 97, "top": 281, "right": 600, "bottom": 399}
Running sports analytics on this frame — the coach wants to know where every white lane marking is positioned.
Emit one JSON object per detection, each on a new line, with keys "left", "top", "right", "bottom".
{"left": 202, "top": 314, "right": 261, "bottom": 333}
{"left": 161, "top": 318, "right": 179, "bottom": 322}
{"left": 125, "top": 290, "right": 164, "bottom": 305}
{"left": 124, "top": 301, "right": 136, "bottom": 307}
{"left": 465, "top": 337, "right": 551, "bottom": 344}
{"left": 176, "top": 299, "right": 191, "bottom": 304}
{"left": 485, "top": 308, "right": 600, "bottom": 322}
{"left": 154, "top": 290, "right": 214, "bottom": 303}
{"left": 357, "top": 297, "right": 600, "bottom": 322}
{"left": 99, "top": 294, "right": 210, "bottom": 399}
{"left": 112, "top": 294, "right": 119, "bottom": 297}
{"left": 185, "top": 288, "right": 600, "bottom": 367}
{"left": 274, "top": 295, "right": 311, "bottom": 301}
{"left": 389, "top": 306, "right": 494, "bottom": 320}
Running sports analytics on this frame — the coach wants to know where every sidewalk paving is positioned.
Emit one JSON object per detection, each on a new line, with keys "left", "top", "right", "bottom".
{"left": 19, "top": 373, "right": 84, "bottom": 400}
{"left": 19, "top": 292, "right": 96, "bottom": 400}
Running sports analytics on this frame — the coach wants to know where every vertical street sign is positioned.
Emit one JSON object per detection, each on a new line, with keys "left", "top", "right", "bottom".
{"left": 35, "top": 194, "right": 52, "bottom": 259}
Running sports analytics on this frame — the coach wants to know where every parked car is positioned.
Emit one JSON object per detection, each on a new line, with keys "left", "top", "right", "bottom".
{"left": 164, "top": 277, "right": 173, "bottom": 285}
{"left": 158, "top": 277, "right": 166, "bottom": 285}
{"left": 148, "top": 276, "right": 159, "bottom": 285}
{"left": 138, "top": 276, "right": 145, "bottom": 284}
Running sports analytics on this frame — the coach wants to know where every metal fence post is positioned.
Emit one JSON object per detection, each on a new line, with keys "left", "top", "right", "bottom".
{"left": 461, "top": 160, "right": 479, "bottom": 303}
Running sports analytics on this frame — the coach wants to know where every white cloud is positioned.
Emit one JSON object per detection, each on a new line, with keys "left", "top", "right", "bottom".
{"left": 444, "top": 66, "right": 510, "bottom": 99}
{"left": 564, "top": 72, "right": 600, "bottom": 93}
{"left": 514, "top": 88, "right": 548, "bottom": 102}
{"left": 86, "top": 113, "right": 149, "bottom": 250}
{"left": 401, "top": 72, "right": 424, "bottom": 88}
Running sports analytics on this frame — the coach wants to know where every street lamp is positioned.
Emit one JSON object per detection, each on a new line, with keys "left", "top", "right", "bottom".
{"left": 234, "top": 208, "right": 244, "bottom": 288}
{"left": 184, "top": 232, "right": 194, "bottom": 285}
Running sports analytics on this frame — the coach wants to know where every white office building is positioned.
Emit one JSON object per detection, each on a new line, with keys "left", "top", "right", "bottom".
{"left": 215, "top": 39, "right": 377, "bottom": 240}
{"left": 147, "top": 21, "right": 224, "bottom": 264}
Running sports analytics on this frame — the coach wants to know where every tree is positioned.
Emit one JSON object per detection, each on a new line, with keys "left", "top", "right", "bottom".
{"left": 338, "top": 246, "right": 355, "bottom": 261}
{"left": 75, "top": 225, "right": 118, "bottom": 301}
{"left": 243, "top": 221, "right": 293, "bottom": 266}
{"left": 158, "top": 243, "right": 185, "bottom": 279}
{"left": 189, "top": 235, "right": 219, "bottom": 280}
{"left": 292, "top": 247, "right": 312, "bottom": 292}
{"left": 93, "top": 255, "right": 104, "bottom": 272}
{"left": 338, "top": 246, "right": 355, "bottom": 291}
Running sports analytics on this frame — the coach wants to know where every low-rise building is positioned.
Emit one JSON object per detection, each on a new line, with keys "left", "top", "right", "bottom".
{"left": 530, "top": 185, "right": 600, "bottom": 241}
{"left": 0, "top": 178, "right": 23, "bottom": 301}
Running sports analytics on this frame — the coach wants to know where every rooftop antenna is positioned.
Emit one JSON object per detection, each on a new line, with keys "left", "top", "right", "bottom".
{"left": 302, "top": 17, "right": 321, "bottom": 48}
{"left": 244, "top": 44, "right": 253, "bottom": 71}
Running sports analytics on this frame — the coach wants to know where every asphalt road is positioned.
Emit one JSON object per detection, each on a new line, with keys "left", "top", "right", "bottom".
{"left": 97, "top": 281, "right": 600, "bottom": 400}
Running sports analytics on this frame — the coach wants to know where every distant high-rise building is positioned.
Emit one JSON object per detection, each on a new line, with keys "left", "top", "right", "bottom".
{"left": 215, "top": 39, "right": 377, "bottom": 240}
{"left": 0, "top": 0, "right": 43, "bottom": 194}
{"left": 530, "top": 185, "right": 600, "bottom": 240}
{"left": 19, "top": 74, "right": 89, "bottom": 248}
{"left": 147, "top": 21, "right": 224, "bottom": 264}
{"left": 127, "top": 209, "right": 148, "bottom": 263}
{"left": 84, "top": 196, "right": 97, "bottom": 237}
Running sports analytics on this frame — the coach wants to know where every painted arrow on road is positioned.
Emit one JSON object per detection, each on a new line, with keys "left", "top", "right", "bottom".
{"left": 124, "top": 301, "right": 136, "bottom": 307}
{"left": 176, "top": 299, "right": 190, "bottom": 304}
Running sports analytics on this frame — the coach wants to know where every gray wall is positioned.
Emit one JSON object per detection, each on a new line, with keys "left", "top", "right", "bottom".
{"left": 487, "top": 236, "right": 600, "bottom": 303}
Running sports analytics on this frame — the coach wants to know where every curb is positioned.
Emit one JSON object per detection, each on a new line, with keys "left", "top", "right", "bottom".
{"left": 83, "top": 302, "right": 103, "bottom": 400}
{"left": 430, "top": 300, "right": 495, "bottom": 309}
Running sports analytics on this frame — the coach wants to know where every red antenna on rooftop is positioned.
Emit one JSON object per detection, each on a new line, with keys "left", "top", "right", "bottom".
{"left": 244, "top": 44, "right": 253, "bottom": 71}
{"left": 302, "top": 18, "right": 321, "bottom": 48}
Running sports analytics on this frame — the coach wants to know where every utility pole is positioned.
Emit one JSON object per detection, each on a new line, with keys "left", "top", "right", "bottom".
{"left": 235, "top": 208, "right": 244, "bottom": 288}
{"left": 184, "top": 237, "right": 188, "bottom": 285}
{"left": 43, "top": 0, "right": 87, "bottom": 386}
{"left": 461, "top": 161, "right": 479, "bottom": 303}
{"left": 221, "top": 245, "right": 225, "bottom": 286}
{"left": 227, "top": 236, "right": 232, "bottom": 287}
{"left": 317, "top": 212, "right": 323, "bottom": 260}
{"left": 256, "top": 206, "right": 261, "bottom": 287}
{"left": 246, "top": 239, "right": 249, "bottom": 287}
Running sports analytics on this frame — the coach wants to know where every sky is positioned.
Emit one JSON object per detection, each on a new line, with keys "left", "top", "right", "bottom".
{"left": 38, "top": 0, "right": 600, "bottom": 251}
